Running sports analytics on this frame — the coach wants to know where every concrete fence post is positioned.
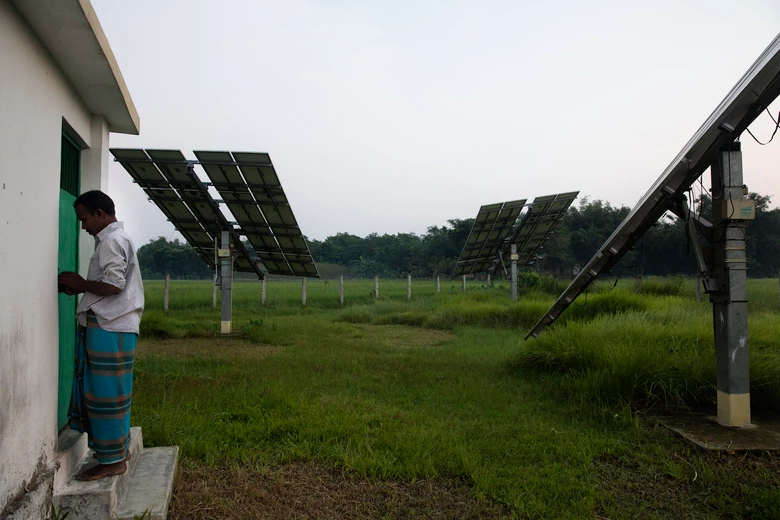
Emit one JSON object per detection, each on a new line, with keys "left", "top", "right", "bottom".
{"left": 510, "top": 244, "right": 518, "bottom": 302}
{"left": 339, "top": 275, "right": 344, "bottom": 306}
{"left": 302, "top": 277, "right": 307, "bottom": 306}
{"left": 212, "top": 273, "right": 217, "bottom": 310}
{"left": 436, "top": 274, "right": 440, "bottom": 294}
{"left": 374, "top": 275, "right": 379, "bottom": 299}
{"left": 487, "top": 273, "right": 491, "bottom": 287}
{"left": 407, "top": 273, "right": 412, "bottom": 301}
{"left": 164, "top": 272, "right": 170, "bottom": 313}
{"left": 261, "top": 278, "right": 267, "bottom": 307}
{"left": 462, "top": 275, "right": 466, "bottom": 292}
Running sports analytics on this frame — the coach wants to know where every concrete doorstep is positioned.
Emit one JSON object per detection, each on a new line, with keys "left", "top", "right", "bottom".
{"left": 115, "top": 447, "right": 179, "bottom": 520}
{"left": 52, "top": 427, "right": 179, "bottom": 520}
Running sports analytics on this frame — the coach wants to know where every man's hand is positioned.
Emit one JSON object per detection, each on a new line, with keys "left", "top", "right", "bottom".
{"left": 59, "top": 271, "right": 86, "bottom": 295}
{"left": 58, "top": 271, "right": 122, "bottom": 297}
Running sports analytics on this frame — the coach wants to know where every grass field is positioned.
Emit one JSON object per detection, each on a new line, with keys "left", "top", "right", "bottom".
{"left": 134, "top": 277, "right": 780, "bottom": 519}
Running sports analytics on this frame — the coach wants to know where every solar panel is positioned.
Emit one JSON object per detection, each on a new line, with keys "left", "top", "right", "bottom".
{"left": 527, "top": 33, "right": 780, "bottom": 339}
{"left": 111, "top": 148, "right": 218, "bottom": 269}
{"left": 194, "top": 151, "right": 319, "bottom": 278}
{"left": 514, "top": 192, "right": 579, "bottom": 265}
{"left": 110, "top": 149, "right": 265, "bottom": 278}
{"left": 453, "top": 199, "right": 526, "bottom": 275}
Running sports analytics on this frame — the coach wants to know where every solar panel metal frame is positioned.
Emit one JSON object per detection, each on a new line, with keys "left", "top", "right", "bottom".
{"left": 194, "top": 151, "right": 320, "bottom": 278}
{"left": 527, "top": 33, "right": 780, "bottom": 339}
{"left": 512, "top": 191, "right": 579, "bottom": 266}
{"left": 110, "top": 148, "right": 264, "bottom": 278}
{"left": 453, "top": 199, "right": 526, "bottom": 276}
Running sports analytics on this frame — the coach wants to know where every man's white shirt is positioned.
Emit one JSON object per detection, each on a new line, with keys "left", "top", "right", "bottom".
{"left": 76, "top": 221, "right": 144, "bottom": 334}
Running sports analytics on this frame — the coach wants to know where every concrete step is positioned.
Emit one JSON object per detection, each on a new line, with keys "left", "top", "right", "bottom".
{"left": 54, "top": 428, "right": 89, "bottom": 492}
{"left": 115, "top": 446, "right": 180, "bottom": 520}
{"left": 53, "top": 427, "right": 143, "bottom": 520}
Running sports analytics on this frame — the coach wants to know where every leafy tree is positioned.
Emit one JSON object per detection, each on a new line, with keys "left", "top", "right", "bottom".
{"left": 566, "top": 198, "right": 632, "bottom": 270}
{"left": 137, "top": 237, "right": 213, "bottom": 279}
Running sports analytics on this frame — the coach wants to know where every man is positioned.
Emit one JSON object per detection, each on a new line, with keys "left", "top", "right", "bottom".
{"left": 58, "top": 190, "right": 144, "bottom": 481}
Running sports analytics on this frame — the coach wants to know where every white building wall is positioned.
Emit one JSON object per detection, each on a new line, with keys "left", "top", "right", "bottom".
{"left": 0, "top": 1, "right": 109, "bottom": 516}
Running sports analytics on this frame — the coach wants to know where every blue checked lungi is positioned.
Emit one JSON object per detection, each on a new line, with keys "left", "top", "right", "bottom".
{"left": 69, "top": 312, "right": 136, "bottom": 464}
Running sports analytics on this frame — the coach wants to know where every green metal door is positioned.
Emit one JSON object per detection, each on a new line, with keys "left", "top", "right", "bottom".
{"left": 58, "top": 134, "right": 80, "bottom": 429}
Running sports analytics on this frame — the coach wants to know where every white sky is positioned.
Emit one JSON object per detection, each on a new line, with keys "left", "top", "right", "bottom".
{"left": 92, "top": 0, "right": 780, "bottom": 246}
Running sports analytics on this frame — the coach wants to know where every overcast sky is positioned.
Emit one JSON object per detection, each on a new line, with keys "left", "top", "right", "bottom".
{"left": 92, "top": 0, "right": 780, "bottom": 247}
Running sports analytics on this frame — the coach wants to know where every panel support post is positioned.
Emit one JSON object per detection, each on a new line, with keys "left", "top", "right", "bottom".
{"left": 510, "top": 244, "right": 518, "bottom": 301}
{"left": 462, "top": 275, "right": 466, "bottom": 292}
{"left": 339, "top": 275, "right": 344, "bottom": 306}
{"left": 261, "top": 278, "right": 267, "bottom": 307}
{"left": 710, "top": 142, "right": 750, "bottom": 427}
{"left": 487, "top": 273, "right": 491, "bottom": 287}
{"left": 302, "top": 277, "right": 307, "bottom": 307}
{"left": 374, "top": 275, "right": 379, "bottom": 299}
{"left": 220, "top": 231, "right": 232, "bottom": 334}
{"left": 436, "top": 274, "right": 440, "bottom": 294}
{"left": 407, "top": 273, "right": 412, "bottom": 301}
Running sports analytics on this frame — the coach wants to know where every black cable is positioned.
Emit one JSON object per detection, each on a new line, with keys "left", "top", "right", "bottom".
{"left": 745, "top": 107, "right": 780, "bottom": 146}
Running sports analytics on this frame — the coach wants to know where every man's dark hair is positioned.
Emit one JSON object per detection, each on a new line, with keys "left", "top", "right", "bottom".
{"left": 74, "top": 190, "right": 116, "bottom": 216}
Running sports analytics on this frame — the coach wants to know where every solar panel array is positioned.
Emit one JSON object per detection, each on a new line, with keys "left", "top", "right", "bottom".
{"left": 453, "top": 192, "right": 578, "bottom": 276}
{"left": 526, "top": 32, "right": 780, "bottom": 338}
{"left": 110, "top": 148, "right": 318, "bottom": 278}
{"left": 453, "top": 199, "right": 526, "bottom": 275}
{"left": 194, "top": 151, "right": 318, "bottom": 278}
{"left": 514, "top": 192, "right": 579, "bottom": 265}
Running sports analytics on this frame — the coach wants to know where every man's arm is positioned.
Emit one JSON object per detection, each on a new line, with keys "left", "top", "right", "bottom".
{"left": 58, "top": 272, "right": 121, "bottom": 296}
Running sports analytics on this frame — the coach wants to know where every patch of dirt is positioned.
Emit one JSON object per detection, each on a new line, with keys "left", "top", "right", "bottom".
{"left": 592, "top": 449, "right": 780, "bottom": 519}
{"left": 169, "top": 461, "right": 510, "bottom": 520}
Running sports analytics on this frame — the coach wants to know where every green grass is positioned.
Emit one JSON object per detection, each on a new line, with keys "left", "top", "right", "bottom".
{"left": 133, "top": 277, "right": 780, "bottom": 519}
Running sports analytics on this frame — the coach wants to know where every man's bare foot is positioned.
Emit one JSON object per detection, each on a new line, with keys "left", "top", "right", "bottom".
{"left": 89, "top": 451, "right": 131, "bottom": 461}
{"left": 75, "top": 461, "right": 127, "bottom": 481}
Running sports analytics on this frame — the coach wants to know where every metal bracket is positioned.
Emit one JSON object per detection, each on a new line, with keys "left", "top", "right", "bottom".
{"left": 669, "top": 196, "right": 716, "bottom": 242}
{"left": 702, "top": 277, "right": 721, "bottom": 293}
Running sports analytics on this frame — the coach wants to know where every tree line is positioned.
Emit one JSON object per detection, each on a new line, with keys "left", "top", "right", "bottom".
{"left": 137, "top": 193, "right": 780, "bottom": 280}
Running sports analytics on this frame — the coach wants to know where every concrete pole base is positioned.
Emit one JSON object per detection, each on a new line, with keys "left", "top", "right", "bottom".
{"left": 717, "top": 390, "right": 751, "bottom": 427}
{"left": 221, "top": 321, "right": 232, "bottom": 334}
